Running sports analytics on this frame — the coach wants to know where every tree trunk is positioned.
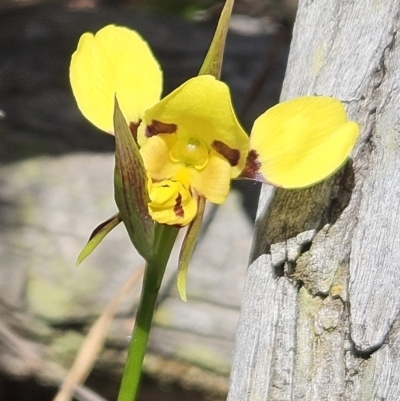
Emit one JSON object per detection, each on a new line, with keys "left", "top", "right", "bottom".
{"left": 228, "top": 1, "right": 400, "bottom": 400}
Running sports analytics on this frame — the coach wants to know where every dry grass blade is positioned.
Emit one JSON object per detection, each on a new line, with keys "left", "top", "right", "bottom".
{"left": 53, "top": 264, "right": 145, "bottom": 401}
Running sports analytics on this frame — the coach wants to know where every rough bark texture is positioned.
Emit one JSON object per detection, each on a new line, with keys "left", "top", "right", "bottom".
{"left": 229, "top": 1, "right": 400, "bottom": 400}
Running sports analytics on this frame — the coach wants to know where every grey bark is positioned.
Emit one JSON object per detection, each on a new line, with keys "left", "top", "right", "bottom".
{"left": 228, "top": 1, "right": 400, "bottom": 400}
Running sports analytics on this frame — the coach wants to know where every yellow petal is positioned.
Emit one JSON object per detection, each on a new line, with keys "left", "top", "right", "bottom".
{"left": 140, "top": 75, "right": 249, "bottom": 177}
{"left": 190, "top": 150, "right": 231, "bottom": 204}
{"left": 148, "top": 178, "right": 197, "bottom": 227}
{"left": 140, "top": 134, "right": 182, "bottom": 181}
{"left": 250, "top": 96, "right": 359, "bottom": 188}
{"left": 70, "top": 25, "right": 162, "bottom": 133}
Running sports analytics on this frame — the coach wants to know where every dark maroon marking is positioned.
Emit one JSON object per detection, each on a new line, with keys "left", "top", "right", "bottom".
{"left": 89, "top": 214, "right": 122, "bottom": 241}
{"left": 173, "top": 193, "right": 184, "bottom": 218}
{"left": 211, "top": 140, "right": 241, "bottom": 167}
{"left": 146, "top": 120, "right": 177, "bottom": 137}
{"left": 129, "top": 121, "right": 140, "bottom": 144}
{"left": 239, "top": 149, "right": 264, "bottom": 181}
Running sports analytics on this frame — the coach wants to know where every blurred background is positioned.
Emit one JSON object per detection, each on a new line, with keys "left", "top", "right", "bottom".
{"left": 0, "top": 0, "right": 296, "bottom": 399}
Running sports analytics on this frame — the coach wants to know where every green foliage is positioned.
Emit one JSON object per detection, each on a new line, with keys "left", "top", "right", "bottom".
{"left": 76, "top": 213, "right": 122, "bottom": 266}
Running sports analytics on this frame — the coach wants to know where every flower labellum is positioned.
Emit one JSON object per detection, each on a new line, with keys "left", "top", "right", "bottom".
{"left": 147, "top": 171, "right": 198, "bottom": 227}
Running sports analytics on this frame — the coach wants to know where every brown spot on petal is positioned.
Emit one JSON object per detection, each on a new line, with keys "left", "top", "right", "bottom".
{"left": 146, "top": 120, "right": 177, "bottom": 137}
{"left": 239, "top": 149, "right": 265, "bottom": 181}
{"left": 212, "top": 140, "right": 240, "bottom": 167}
{"left": 174, "top": 193, "right": 184, "bottom": 218}
{"left": 129, "top": 121, "right": 140, "bottom": 144}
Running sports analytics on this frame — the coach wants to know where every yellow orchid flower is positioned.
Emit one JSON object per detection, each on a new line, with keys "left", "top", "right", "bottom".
{"left": 70, "top": 24, "right": 359, "bottom": 229}
{"left": 138, "top": 75, "right": 249, "bottom": 204}
{"left": 70, "top": 24, "right": 249, "bottom": 227}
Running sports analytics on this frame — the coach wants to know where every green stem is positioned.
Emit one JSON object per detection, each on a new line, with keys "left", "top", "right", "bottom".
{"left": 117, "top": 223, "right": 180, "bottom": 401}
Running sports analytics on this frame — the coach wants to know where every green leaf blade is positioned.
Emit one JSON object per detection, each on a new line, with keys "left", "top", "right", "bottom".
{"left": 198, "top": 0, "right": 234, "bottom": 78}
{"left": 76, "top": 213, "right": 122, "bottom": 266}
{"left": 177, "top": 197, "right": 206, "bottom": 301}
